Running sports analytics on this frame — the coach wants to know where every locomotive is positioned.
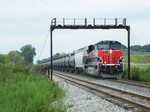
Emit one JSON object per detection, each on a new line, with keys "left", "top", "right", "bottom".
{"left": 44, "top": 40, "right": 123, "bottom": 78}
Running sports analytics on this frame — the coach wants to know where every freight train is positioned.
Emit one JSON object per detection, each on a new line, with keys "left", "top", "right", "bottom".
{"left": 43, "top": 40, "right": 123, "bottom": 78}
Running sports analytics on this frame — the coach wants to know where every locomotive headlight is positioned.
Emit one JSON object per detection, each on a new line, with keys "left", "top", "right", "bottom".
{"left": 104, "top": 61, "right": 106, "bottom": 64}
{"left": 109, "top": 49, "right": 112, "bottom": 54}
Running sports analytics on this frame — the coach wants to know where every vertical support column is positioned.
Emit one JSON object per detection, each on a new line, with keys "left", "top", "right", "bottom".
{"left": 127, "top": 26, "right": 130, "bottom": 80}
{"left": 74, "top": 18, "right": 75, "bottom": 26}
{"left": 93, "top": 18, "right": 95, "bottom": 26}
{"left": 104, "top": 18, "right": 106, "bottom": 25}
{"left": 50, "top": 26, "right": 53, "bottom": 80}
{"left": 85, "top": 18, "right": 87, "bottom": 27}
{"left": 63, "top": 18, "right": 65, "bottom": 26}
{"left": 115, "top": 18, "right": 117, "bottom": 26}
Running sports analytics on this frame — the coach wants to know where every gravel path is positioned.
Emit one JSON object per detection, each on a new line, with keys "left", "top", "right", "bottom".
{"left": 54, "top": 76, "right": 132, "bottom": 112}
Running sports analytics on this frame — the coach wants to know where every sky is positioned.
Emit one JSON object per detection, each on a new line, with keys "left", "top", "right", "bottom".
{"left": 0, "top": 0, "right": 150, "bottom": 63}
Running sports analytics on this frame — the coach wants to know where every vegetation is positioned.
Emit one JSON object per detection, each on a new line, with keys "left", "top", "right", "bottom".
{"left": 122, "top": 54, "right": 150, "bottom": 82}
{"left": 0, "top": 45, "right": 67, "bottom": 112}
{"left": 0, "top": 64, "right": 66, "bottom": 112}
{"left": 130, "top": 44, "right": 150, "bottom": 52}
{"left": 123, "top": 54, "right": 150, "bottom": 64}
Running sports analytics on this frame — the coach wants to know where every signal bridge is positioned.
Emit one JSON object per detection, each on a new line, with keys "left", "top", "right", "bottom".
{"left": 49, "top": 18, "right": 130, "bottom": 80}
{"left": 51, "top": 18, "right": 128, "bottom": 30}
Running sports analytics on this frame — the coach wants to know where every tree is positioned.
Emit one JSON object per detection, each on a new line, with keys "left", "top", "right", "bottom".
{"left": 0, "top": 54, "right": 7, "bottom": 64}
{"left": 7, "top": 51, "right": 24, "bottom": 65}
{"left": 142, "top": 44, "right": 150, "bottom": 52}
{"left": 20, "top": 44, "right": 36, "bottom": 65}
{"left": 131, "top": 45, "right": 142, "bottom": 51}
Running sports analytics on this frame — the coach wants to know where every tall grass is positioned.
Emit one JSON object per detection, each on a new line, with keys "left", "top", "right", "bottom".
{"left": 122, "top": 64, "right": 150, "bottom": 82}
{"left": 0, "top": 64, "right": 67, "bottom": 112}
{"left": 122, "top": 54, "right": 150, "bottom": 82}
{"left": 123, "top": 54, "right": 150, "bottom": 64}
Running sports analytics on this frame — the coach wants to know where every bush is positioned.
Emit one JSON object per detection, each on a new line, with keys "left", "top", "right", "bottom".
{"left": 12, "top": 64, "right": 32, "bottom": 75}
{"left": 0, "top": 63, "right": 13, "bottom": 83}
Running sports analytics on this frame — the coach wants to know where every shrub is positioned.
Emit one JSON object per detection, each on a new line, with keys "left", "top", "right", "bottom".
{"left": 12, "top": 64, "right": 32, "bottom": 75}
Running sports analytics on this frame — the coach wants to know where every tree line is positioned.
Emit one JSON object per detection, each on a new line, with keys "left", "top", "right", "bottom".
{"left": 0, "top": 44, "right": 36, "bottom": 65}
{"left": 130, "top": 44, "right": 150, "bottom": 52}
{"left": 122, "top": 44, "right": 150, "bottom": 52}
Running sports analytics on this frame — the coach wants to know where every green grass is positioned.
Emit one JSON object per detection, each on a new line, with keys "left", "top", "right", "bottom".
{"left": 0, "top": 64, "right": 67, "bottom": 112}
{"left": 123, "top": 54, "right": 150, "bottom": 64}
{"left": 122, "top": 54, "right": 150, "bottom": 82}
{"left": 122, "top": 64, "right": 150, "bottom": 82}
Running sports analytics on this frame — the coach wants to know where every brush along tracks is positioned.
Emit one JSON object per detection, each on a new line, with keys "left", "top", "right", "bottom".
{"left": 54, "top": 72, "right": 150, "bottom": 112}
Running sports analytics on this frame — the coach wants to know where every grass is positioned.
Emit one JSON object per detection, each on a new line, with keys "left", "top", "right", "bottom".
{"left": 123, "top": 54, "right": 150, "bottom": 64}
{"left": 0, "top": 64, "right": 67, "bottom": 112}
{"left": 122, "top": 54, "right": 150, "bottom": 82}
{"left": 122, "top": 65, "right": 150, "bottom": 82}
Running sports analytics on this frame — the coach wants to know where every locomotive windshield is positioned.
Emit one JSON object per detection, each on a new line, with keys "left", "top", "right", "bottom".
{"left": 97, "top": 44, "right": 109, "bottom": 50}
{"left": 96, "top": 41, "right": 122, "bottom": 50}
{"left": 109, "top": 43, "right": 121, "bottom": 50}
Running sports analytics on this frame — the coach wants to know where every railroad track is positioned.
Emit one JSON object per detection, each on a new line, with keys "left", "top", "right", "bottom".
{"left": 107, "top": 79, "right": 150, "bottom": 89}
{"left": 54, "top": 72, "right": 150, "bottom": 112}
{"left": 54, "top": 70, "right": 150, "bottom": 89}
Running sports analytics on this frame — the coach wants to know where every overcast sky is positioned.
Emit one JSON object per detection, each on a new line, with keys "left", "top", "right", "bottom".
{"left": 0, "top": 0, "right": 150, "bottom": 63}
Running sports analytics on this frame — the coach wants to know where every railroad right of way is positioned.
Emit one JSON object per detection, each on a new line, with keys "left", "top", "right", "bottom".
{"left": 54, "top": 71, "right": 150, "bottom": 112}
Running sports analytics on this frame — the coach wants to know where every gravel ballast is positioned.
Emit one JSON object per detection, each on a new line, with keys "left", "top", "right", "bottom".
{"left": 54, "top": 76, "right": 132, "bottom": 112}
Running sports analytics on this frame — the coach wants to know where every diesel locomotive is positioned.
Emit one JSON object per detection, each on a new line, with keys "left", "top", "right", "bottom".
{"left": 44, "top": 40, "right": 123, "bottom": 78}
